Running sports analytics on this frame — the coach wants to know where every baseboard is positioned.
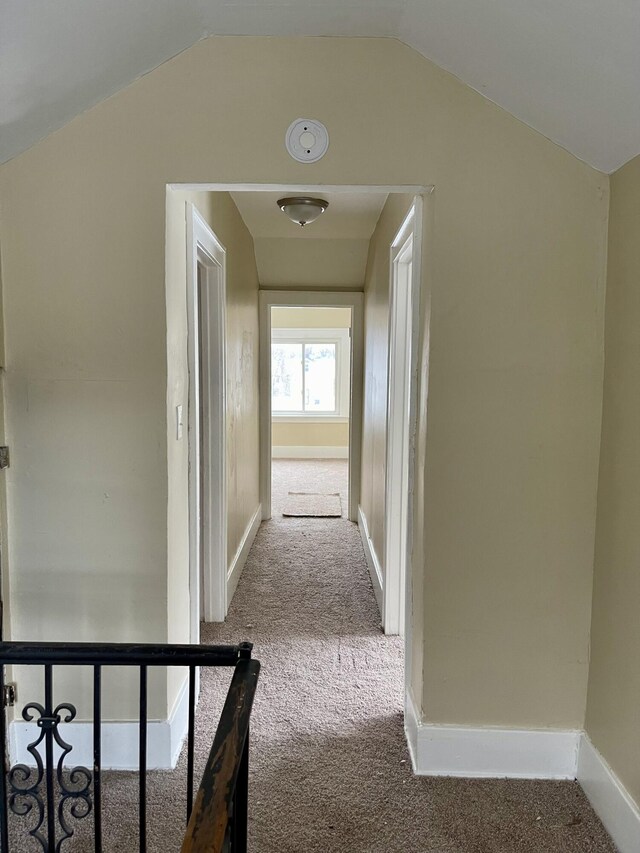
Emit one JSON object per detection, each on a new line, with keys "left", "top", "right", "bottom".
{"left": 9, "top": 677, "right": 189, "bottom": 771}
{"left": 168, "top": 674, "right": 190, "bottom": 767}
{"left": 272, "top": 445, "right": 348, "bottom": 459}
{"left": 577, "top": 733, "right": 640, "bottom": 853}
{"left": 404, "top": 688, "right": 421, "bottom": 773}
{"left": 357, "top": 505, "right": 383, "bottom": 614}
{"left": 404, "top": 691, "right": 579, "bottom": 779}
{"left": 227, "top": 503, "right": 262, "bottom": 606}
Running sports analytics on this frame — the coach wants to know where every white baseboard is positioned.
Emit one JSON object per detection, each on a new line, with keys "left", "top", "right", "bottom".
{"left": 272, "top": 445, "right": 348, "bottom": 459}
{"left": 404, "top": 688, "right": 421, "bottom": 773}
{"left": 404, "top": 691, "right": 580, "bottom": 779}
{"left": 578, "top": 733, "right": 640, "bottom": 853}
{"left": 227, "top": 503, "right": 262, "bottom": 606}
{"left": 9, "top": 677, "right": 189, "bottom": 771}
{"left": 357, "top": 505, "right": 383, "bottom": 614}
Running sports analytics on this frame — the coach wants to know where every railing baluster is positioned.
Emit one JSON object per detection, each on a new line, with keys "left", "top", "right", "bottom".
{"left": 139, "top": 666, "right": 147, "bottom": 853}
{"left": 93, "top": 665, "right": 102, "bottom": 853}
{"left": 0, "top": 664, "right": 9, "bottom": 853}
{"left": 0, "top": 642, "right": 257, "bottom": 853}
{"left": 44, "top": 665, "right": 55, "bottom": 853}
{"left": 186, "top": 665, "right": 196, "bottom": 822}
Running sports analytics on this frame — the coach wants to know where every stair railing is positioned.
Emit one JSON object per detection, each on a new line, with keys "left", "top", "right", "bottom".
{"left": 0, "top": 640, "right": 260, "bottom": 853}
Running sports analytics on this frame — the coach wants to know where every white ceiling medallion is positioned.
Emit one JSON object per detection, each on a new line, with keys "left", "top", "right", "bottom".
{"left": 285, "top": 118, "right": 329, "bottom": 163}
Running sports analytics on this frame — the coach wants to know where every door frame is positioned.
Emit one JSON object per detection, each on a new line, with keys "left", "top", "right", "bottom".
{"left": 384, "top": 198, "right": 424, "bottom": 635}
{"left": 186, "top": 203, "right": 227, "bottom": 636}
{"left": 259, "top": 290, "right": 364, "bottom": 522}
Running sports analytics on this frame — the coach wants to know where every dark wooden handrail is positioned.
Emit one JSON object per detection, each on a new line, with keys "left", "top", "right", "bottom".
{"left": 0, "top": 641, "right": 250, "bottom": 667}
{"left": 181, "top": 658, "right": 260, "bottom": 853}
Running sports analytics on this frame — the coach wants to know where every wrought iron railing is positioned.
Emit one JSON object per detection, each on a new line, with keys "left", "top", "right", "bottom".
{"left": 0, "top": 641, "right": 260, "bottom": 853}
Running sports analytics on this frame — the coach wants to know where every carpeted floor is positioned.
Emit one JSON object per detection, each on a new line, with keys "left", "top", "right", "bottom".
{"left": 8, "top": 460, "right": 616, "bottom": 851}
{"left": 203, "top": 460, "right": 616, "bottom": 852}
{"left": 271, "top": 458, "right": 349, "bottom": 518}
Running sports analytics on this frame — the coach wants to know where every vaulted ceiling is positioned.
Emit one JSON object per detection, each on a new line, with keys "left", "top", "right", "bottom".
{"left": 2, "top": 0, "right": 639, "bottom": 172}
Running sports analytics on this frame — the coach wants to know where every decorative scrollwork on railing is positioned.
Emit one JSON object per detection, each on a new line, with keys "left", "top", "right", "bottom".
{"left": 54, "top": 704, "right": 92, "bottom": 852}
{"left": 7, "top": 701, "right": 93, "bottom": 852}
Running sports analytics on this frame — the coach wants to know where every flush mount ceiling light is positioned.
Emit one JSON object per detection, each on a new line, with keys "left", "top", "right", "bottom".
{"left": 277, "top": 196, "right": 329, "bottom": 228}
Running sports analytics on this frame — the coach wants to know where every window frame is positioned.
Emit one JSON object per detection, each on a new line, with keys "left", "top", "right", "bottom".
{"left": 270, "top": 327, "right": 350, "bottom": 421}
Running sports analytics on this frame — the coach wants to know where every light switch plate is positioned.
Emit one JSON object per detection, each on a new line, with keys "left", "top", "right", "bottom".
{"left": 176, "top": 405, "right": 183, "bottom": 440}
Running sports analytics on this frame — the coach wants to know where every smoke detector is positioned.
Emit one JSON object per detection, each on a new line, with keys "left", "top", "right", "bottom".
{"left": 285, "top": 119, "right": 329, "bottom": 163}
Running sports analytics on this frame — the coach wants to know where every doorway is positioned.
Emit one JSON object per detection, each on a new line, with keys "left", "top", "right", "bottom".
{"left": 177, "top": 184, "right": 428, "bottom": 655}
{"left": 259, "top": 290, "right": 364, "bottom": 523}
{"left": 270, "top": 305, "right": 352, "bottom": 518}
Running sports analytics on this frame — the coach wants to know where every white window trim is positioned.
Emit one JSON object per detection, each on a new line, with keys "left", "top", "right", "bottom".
{"left": 271, "top": 327, "right": 350, "bottom": 419}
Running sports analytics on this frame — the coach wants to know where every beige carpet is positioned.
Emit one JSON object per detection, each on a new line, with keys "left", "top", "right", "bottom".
{"left": 7, "top": 460, "right": 616, "bottom": 851}
{"left": 282, "top": 491, "right": 342, "bottom": 517}
{"left": 271, "top": 458, "right": 349, "bottom": 518}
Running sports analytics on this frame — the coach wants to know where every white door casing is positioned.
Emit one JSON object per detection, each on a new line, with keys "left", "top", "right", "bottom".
{"left": 186, "top": 203, "right": 227, "bottom": 633}
{"left": 384, "top": 200, "right": 423, "bottom": 636}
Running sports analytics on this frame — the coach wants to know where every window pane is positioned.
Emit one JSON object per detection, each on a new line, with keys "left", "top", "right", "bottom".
{"left": 272, "top": 343, "right": 303, "bottom": 411}
{"left": 304, "top": 343, "right": 336, "bottom": 411}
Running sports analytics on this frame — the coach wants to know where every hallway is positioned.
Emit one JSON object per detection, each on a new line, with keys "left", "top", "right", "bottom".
{"left": 5, "top": 463, "right": 617, "bottom": 852}
{"left": 201, "top": 461, "right": 615, "bottom": 852}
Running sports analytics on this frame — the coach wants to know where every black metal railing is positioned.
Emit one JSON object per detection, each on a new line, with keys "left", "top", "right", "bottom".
{"left": 0, "top": 641, "right": 260, "bottom": 853}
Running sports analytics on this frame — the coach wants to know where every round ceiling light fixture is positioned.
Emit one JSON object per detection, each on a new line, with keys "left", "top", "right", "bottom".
{"left": 277, "top": 196, "right": 329, "bottom": 227}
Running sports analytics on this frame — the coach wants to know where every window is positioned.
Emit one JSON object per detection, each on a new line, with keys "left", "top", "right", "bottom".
{"left": 271, "top": 328, "right": 350, "bottom": 420}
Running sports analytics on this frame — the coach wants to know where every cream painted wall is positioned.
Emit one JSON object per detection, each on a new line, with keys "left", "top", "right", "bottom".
{"left": 272, "top": 422, "right": 349, "bottom": 448}
{"left": 255, "top": 238, "right": 368, "bottom": 288}
{"left": 271, "top": 307, "right": 352, "bottom": 328}
{"left": 0, "top": 262, "right": 10, "bottom": 644}
{"left": 165, "top": 189, "right": 260, "bottom": 707}
{"left": 585, "top": 154, "right": 640, "bottom": 806}
{"left": 0, "top": 36, "right": 608, "bottom": 729}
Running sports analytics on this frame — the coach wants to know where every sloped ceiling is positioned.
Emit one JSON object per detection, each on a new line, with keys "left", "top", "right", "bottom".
{"left": 2, "top": 0, "right": 639, "bottom": 172}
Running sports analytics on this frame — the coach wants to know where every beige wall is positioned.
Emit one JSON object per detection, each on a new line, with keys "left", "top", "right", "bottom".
{"left": 272, "top": 422, "right": 349, "bottom": 448}
{"left": 585, "top": 154, "right": 640, "bottom": 806}
{"left": 255, "top": 237, "right": 368, "bottom": 288}
{"left": 0, "top": 256, "right": 9, "bottom": 641}
{"left": 0, "top": 36, "right": 608, "bottom": 729}
{"left": 271, "top": 307, "right": 351, "bottom": 328}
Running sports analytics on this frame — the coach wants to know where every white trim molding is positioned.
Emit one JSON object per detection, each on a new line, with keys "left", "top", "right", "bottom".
{"left": 384, "top": 201, "right": 422, "bottom": 637}
{"left": 578, "top": 734, "right": 640, "bottom": 853}
{"left": 227, "top": 503, "right": 262, "bottom": 605}
{"left": 10, "top": 679, "right": 190, "bottom": 771}
{"left": 171, "top": 183, "right": 434, "bottom": 195}
{"left": 272, "top": 445, "right": 348, "bottom": 459}
{"left": 405, "top": 692, "right": 580, "bottom": 780}
{"left": 186, "top": 202, "right": 227, "bottom": 631}
{"left": 358, "top": 506, "right": 383, "bottom": 614}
